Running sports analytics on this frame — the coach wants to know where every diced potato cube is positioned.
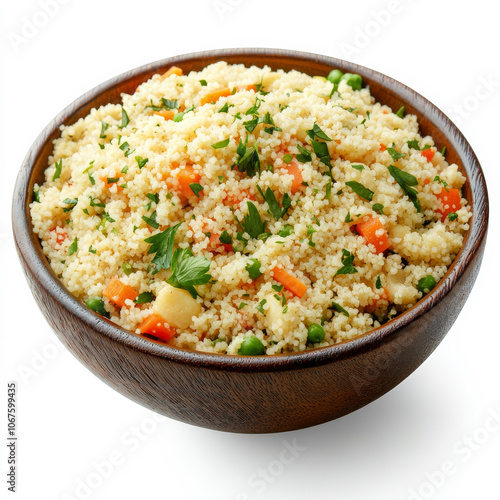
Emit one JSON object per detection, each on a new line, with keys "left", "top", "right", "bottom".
{"left": 153, "top": 284, "right": 201, "bottom": 330}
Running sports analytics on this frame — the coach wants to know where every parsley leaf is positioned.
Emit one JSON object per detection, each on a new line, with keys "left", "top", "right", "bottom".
{"left": 306, "top": 123, "right": 332, "bottom": 141}
{"left": 144, "top": 223, "right": 181, "bottom": 274}
{"left": 395, "top": 106, "right": 405, "bottom": 118}
{"left": 100, "top": 121, "right": 109, "bottom": 139}
{"left": 63, "top": 198, "right": 78, "bottom": 212}
{"left": 217, "top": 102, "right": 233, "bottom": 113}
{"left": 346, "top": 181, "right": 374, "bottom": 201}
{"left": 120, "top": 107, "right": 130, "bottom": 128}
{"left": 68, "top": 237, "right": 78, "bottom": 256}
{"left": 330, "top": 301, "right": 349, "bottom": 317}
{"left": 257, "top": 186, "right": 291, "bottom": 220}
{"left": 351, "top": 164, "right": 365, "bottom": 171}
{"left": 387, "top": 143, "right": 405, "bottom": 161}
{"left": 219, "top": 230, "right": 232, "bottom": 244}
{"left": 243, "top": 202, "right": 266, "bottom": 238}
{"left": 189, "top": 183, "right": 204, "bottom": 198}
{"left": 376, "top": 275, "right": 382, "bottom": 289}
{"left": 388, "top": 165, "right": 421, "bottom": 212}
{"left": 256, "top": 299, "right": 267, "bottom": 314}
{"left": 407, "top": 140, "right": 420, "bottom": 151}
{"left": 212, "top": 138, "right": 230, "bottom": 149}
{"left": 246, "top": 258, "right": 262, "bottom": 279}
{"left": 234, "top": 139, "right": 260, "bottom": 177}
{"left": 166, "top": 248, "right": 212, "bottom": 299}
{"left": 278, "top": 225, "right": 294, "bottom": 237}
{"left": 283, "top": 154, "right": 293, "bottom": 164}
{"left": 334, "top": 249, "right": 358, "bottom": 277}
{"left": 372, "top": 203, "right": 384, "bottom": 214}
{"left": 326, "top": 179, "right": 332, "bottom": 201}
{"left": 52, "top": 160, "right": 63, "bottom": 181}
{"left": 296, "top": 145, "right": 312, "bottom": 163}
{"left": 142, "top": 210, "right": 159, "bottom": 229}
{"left": 199, "top": 79, "right": 207, "bottom": 86}
{"left": 135, "top": 156, "right": 149, "bottom": 169}
{"left": 134, "top": 292, "right": 155, "bottom": 304}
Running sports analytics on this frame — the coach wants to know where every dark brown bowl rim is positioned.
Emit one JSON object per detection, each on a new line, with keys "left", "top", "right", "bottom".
{"left": 13, "top": 48, "right": 489, "bottom": 373}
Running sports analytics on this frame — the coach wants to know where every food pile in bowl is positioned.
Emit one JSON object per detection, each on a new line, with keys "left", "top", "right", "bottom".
{"left": 30, "top": 62, "right": 471, "bottom": 355}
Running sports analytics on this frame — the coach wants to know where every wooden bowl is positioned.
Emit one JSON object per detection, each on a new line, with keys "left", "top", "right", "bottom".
{"left": 12, "top": 49, "right": 489, "bottom": 433}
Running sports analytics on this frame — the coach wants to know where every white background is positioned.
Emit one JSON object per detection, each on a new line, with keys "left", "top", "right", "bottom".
{"left": 1, "top": 1, "right": 499, "bottom": 499}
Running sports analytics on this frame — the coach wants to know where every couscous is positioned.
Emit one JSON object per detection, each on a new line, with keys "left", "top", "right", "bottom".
{"left": 30, "top": 62, "right": 471, "bottom": 355}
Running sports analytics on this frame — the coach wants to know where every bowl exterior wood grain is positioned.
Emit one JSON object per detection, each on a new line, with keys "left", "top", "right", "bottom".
{"left": 12, "top": 49, "right": 488, "bottom": 433}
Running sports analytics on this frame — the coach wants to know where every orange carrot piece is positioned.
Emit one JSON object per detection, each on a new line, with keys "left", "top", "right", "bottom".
{"left": 139, "top": 313, "right": 176, "bottom": 342}
{"left": 50, "top": 227, "right": 68, "bottom": 245}
{"left": 423, "top": 178, "right": 431, "bottom": 185}
{"left": 160, "top": 66, "right": 183, "bottom": 80}
{"left": 154, "top": 109, "right": 175, "bottom": 121}
{"left": 236, "top": 84, "right": 257, "bottom": 92}
{"left": 421, "top": 148, "right": 435, "bottom": 162}
{"left": 174, "top": 164, "right": 202, "bottom": 200}
{"left": 103, "top": 277, "right": 138, "bottom": 308}
{"left": 379, "top": 143, "right": 387, "bottom": 152}
{"left": 200, "top": 88, "right": 232, "bottom": 106}
{"left": 208, "top": 232, "right": 233, "bottom": 253}
{"left": 278, "top": 158, "right": 303, "bottom": 194}
{"left": 102, "top": 174, "right": 123, "bottom": 192}
{"left": 356, "top": 216, "right": 390, "bottom": 254}
{"left": 271, "top": 267, "right": 307, "bottom": 298}
{"left": 435, "top": 187, "right": 461, "bottom": 221}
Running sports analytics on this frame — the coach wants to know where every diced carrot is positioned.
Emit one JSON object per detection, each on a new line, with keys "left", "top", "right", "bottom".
{"left": 168, "top": 164, "right": 202, "bottom": 201}
{"left": 208, "top": 232, "right": 233, "bottom": 253}
{"left": 435, "top": 187, "right": 461, "bottom": 221}
{"left": 423, "top": 178, "right": 431, "bottom": 185}
{"left": 277, "top": 157, "right": 303, "bottom": 194}
{"left": 50, "top": 227, "right": 68, "bottom": 245}
{"left": 356, "top": 216, "right": 390, "bottom": 254}
{"left": 139, "top": 313, "right": 176, "bottom": 342}
{"left": 236, "top": 84, "right": 257, "bottom": 92}
{"left": 223, "top": 189, "right": 255, "bottom": 206}
{"left": 160, "top": 66, "right": 183, "bottom": 80}
{"left": 379, "top": 143, "right": 387, "bottom": 151}
{"left": 101, "top": 174, "right": 123, "bottom": 192}
{"left": 271, "top": 267, "right": 308, "bottom": 299}
{"left": 103, "top": 277, "right": 139, "bottom": 308}
{"left": 154, "top": 109, "right": 175, "bottom": 121}
{"left": 421, "top": 148, "right": 435, "bottom": 162}
{"left": 200, "top": 88, "right": 232, "bottom": 106}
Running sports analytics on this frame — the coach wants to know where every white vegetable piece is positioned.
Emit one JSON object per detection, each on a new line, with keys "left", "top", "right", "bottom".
{"left": 261, "top": 293, "right": 293, "bottom": 334}
{"left": 153, "top": 284, "right": 201, "bottom": 330}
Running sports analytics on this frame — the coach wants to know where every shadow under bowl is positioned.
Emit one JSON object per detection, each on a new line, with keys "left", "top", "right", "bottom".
{"left": 12, "top": 48, "right": 489, "bottom": 433}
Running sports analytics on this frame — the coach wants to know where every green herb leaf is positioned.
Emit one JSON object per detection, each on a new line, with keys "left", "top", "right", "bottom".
{"left": 330, "top": 301, "right": 349, "bottom": 317}
{"left": 189, "top": 183, "right": 204, "bottom": 198}
{"left": 219, "top": 230, "right": 232, "bottom": 245}
{"left": 245, "top": 97, "right": 262, "bottom": 116}
{"left": 376, "top": 275, "right": 382, "bottom": 289}
{"left": 407, "top": 140, "right": 420, "bottom": 151}
{"left": 388, "top": 165, "right": 421, "bottom": 212}
{"left": 68, "top": 237, "right": 78, "bottom": 256}
{"left": 119, "top": 141, "right": 134, "bottom": 157}
{"left": 278, "top": 225, "right": 294, "bottom": 237}
{"left": 134, "top": 292, "right": 154, "bottom": 304}
{"left": 52, "top": 160, "right": 63, "bottom": 181}
{"left": 217, "top": 102, "right": 233, "bottom": 113}
{"left": 306, "top": 123, "right": 332, "bottom": 141}
{"left": 161, "top": 98, "right": 179, "bottom": 110}
{"left": 63, "top": 198, "right": 78, "bottom": 212}
{"left": 346, "top": 181, "right": 374, "bottom": 201}
{"left": 345, "top": 211, "right": 353, "bottom": 223}
{"left": 296, "top": 144, "right": 312, "bottom": 163}
{"left": 212, "top": 138, "right": 230, "bottom": 149}
{"left": 100, "top": 121, "right": 109, "bottom": 139}
{"left": 283, "top": 154, "right": 293, "bottom": 164}
{"left": 387, "top": 143, "right": 405, "bottom": 161}
{"left": 89, "top": 195, "right": 105, "bottom": 208}
{"left": 334, "top": 248, "right": 358, "bottom": 277}
{"left": 135, "top": 156, "right": 149, "bottom": 169}
{"left": 243, "top": 202, "right": 266, "bottom": 238}
{"left": 372, "top": 203, "right": 384, "bottom": 214}
{"left": 120, "top": 107, "right": 130, "bottom": 128}
{"left": 441, "top": 146, "right": 447, "bottom": 157}
{"left": 326, "top": 179, "right": 332, "bottom": 201}
{"left": 246, "top": 258, "right": 262, "bottom": 280}
{"left": 89, "top": 245, "right": 96, "bottom": 254}
{"left": 256, "top": 299, "right": 267, "bottom": 315}
{"left": 395, "top": 106, "right": 405, "bottom": 118}
{"left": 199, "top": 79, "right": 207, "bottom": 86}
{"left": 107, "top": 177, "right": 120, "bottom": 184}
{"left": 351, "top": 164, "right": 365, "bottom": 171}
{"left": 144, "top": 223, "right": 182, "bottom": 274}
{"left": 166, "top": 248, "right": 212, "bottom": 298}
{"left": 234, "top": 140, "right": 260, "bottom": 177}
{"left": 238, "top": 302, "right": 247, "bottom": 310}
{"left": 142, "top": 210, "right": 160, "bottom": 229}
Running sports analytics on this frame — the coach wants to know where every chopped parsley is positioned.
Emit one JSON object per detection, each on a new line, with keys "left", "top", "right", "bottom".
{"left": 99, "top": 121, "right": 109, "bottom": 139}
{"left": 407, "top": 139, "right": 420, "bottom": 151}
{"left": 441, "top": 146, "right": 447, "bottom": 157}
{"left": 135, "top": 156, "right": 149, "bottom": 169}
{"left": 52, "top": 160, "right": 63, "bottom": 181}
{"left": 345, "top": 211, "right": 353, "bottom": 223}
{"left": 296, "top": 144, "right": 312, "bottom": 163}
{"left": 388, "top": 165, "right": 421, "bottom": 212}
{"left": 372, "top": 203, "right": 384, "bottom": 214}
{"left": 334, "top": 249, "right": 358, "bottom": 277}
{"left": 256, "top": 299, "right": 267, "bottom": 315}
{"left": 145, "top": 193, "right": 159, "bottom": 211}
{"left": 63, "top": 198, "right": 78, "bottom": 212}
{"left": 346, "top": 181, "right": 374, "bottom": 201}
{"left": 257, "top": 186, "right": 291, "bottom": 220}
{"left": 212, "top": 138, "right": 230, "bottom": 149}
{"left": 89, "top": 195, "right": 105, "bottom": 208}
{"left": 142, "top": 210, "right": 160, "bottom": 229}
{"left": 189, "top": 183, "right": 204, "bottom": 198}
{"left": 376, "top": 275, "right": 382, "bottom": 289}
{"left": 246, "top": 258, "right": 262, "bottom": 280}
{"left": 217, "top": 102, "right": 233, "bottom": 113}
{"left": 278, "top": 225, "right": 294, "bottom": 237}
{"left": 395, "top": 106, "right": 405, "bottom": 118}
{"left": 306, "top": 123, "right": 332, "bottom": 142}
{"left": 89, "top": 245, "right": 96, "bottom": 254}
{"left": 120, "top": 107, "right": 130, "bottom": 128}
{"left": 238, "top": 302, "right": 247, "bottom": 310}
{"left": 351, "top": 164, "right": 365, "bottom": 171}
{"left": 387, "top": 143, "right": 405, "bottom": 161}
{"left": 134, "top": 292, "right": 154, "bottom": 304}
{"left": 33, "top": 188, "right": 40, "bottom": 202}
{"left": 330, "top": 301, "right": 349, "bottom": 317}
{"left": 234, "top": 138, "right": 261, "bottom": 177}
{"left": 67, "top": 237, "right": 78, "bottom": 256}
{"left": 433, "top": 175, "right": 449, "bottom": 192}
{"left": 119, "top": 141, "right": 134, "bottom": 157}
{"left": 242, "top": 202, "right": 267, "bottom": 238}
{"left": 166, "top": 247, "right": 212, "bottom": 299}
{"left": 199, "top": 79, "right": 207, "bottom": 86}
{"left": 283, "top": 154, "right": 293, "bottom": 164}
{"left": 144, "top": 223, "right": 181, "bottom": 274}
{"left": 326, "top": 179, "right": 332, "bottom": 201}
{"left": 219, "top": 230, "right": 232, "bottom": 245}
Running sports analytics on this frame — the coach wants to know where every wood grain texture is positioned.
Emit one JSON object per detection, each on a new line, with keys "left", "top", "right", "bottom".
{"left": 12, "top": 49, "right": 489, "bottom": 433}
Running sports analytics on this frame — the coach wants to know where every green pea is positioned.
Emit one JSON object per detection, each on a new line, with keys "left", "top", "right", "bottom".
{"left": 327, "top": 69, "right": 344, "bottom": 84}
{"left": 85, "top": 297, "right": 110, "bottom": 318}
{"left": 307, "top": 323, "right": 325, "bottom": 344}
{"left": 340, "top": 73, "right": 363, "bottom": 90}
{"left": 245, "top": 258, "right": 262, "bottom": 280}
{"left": 238, "top": 336, "right": 265, "bottom": 355}
{"left": 417, "top": 275, "right": 437, "bottom": 294}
